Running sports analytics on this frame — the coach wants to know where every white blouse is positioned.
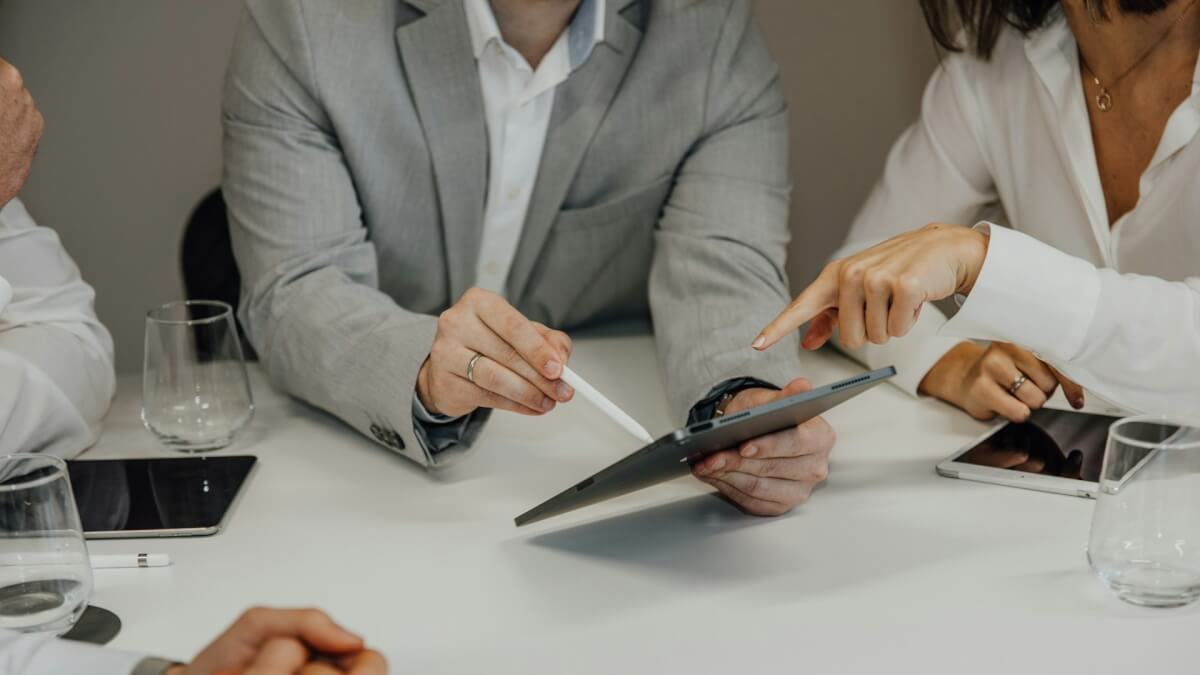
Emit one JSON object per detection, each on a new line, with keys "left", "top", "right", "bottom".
{"left": 0, "top": 198, "right": 115, "bottom": 457}
{"left": 834, "top": 14, "right": 1200, "bottom": 418}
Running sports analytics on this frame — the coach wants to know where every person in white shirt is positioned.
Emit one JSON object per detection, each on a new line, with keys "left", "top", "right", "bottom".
{"left": 754, "top": 0, "right": 1200, "bottom": 421}
{"left": 1, "top": 606, "right": 387, "bottom": 675}
{"left": 0, "top": 57, "right": 115, "bottom": 459}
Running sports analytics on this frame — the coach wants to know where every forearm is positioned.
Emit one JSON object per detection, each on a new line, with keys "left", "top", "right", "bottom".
{"left": 942, "top": 225, "right": 1200, "bottom": 416}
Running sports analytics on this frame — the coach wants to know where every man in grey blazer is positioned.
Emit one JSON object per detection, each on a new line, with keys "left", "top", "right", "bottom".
{"left": 223, "top": 0, "right": 834, "bottom": 515}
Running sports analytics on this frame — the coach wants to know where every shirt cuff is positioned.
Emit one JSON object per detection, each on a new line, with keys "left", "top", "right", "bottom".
{"left": 0, "top": 275, "right": 10, "bottom": 315}
{"left": 412, "top": 392, "right": 462, "bottom": 425}
{"left": 940, "top": 223, "right": 1101, "bottom": 363}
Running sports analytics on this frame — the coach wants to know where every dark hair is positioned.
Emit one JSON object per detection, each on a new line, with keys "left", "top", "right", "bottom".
{"left": 919, "top": 0, "right": 1173, "bottom": 58}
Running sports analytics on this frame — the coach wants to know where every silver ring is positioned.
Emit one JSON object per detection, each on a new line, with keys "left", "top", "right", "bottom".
{"left": 466, "top": 352, "right": 484, "bottom": 384}
{"left": 1008, "top": 374, "right": 1029, "bottom": 397}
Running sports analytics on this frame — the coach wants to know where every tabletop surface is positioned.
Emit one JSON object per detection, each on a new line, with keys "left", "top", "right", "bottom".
{"left": 86, "top": 335, "right": 1198, "bottom": 674}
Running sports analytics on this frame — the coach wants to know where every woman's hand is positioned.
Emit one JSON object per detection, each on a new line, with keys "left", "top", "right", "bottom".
{"left": 920, "top": 342, "right": 1084, "bottom": 422}
{"left": 753, "top": 223, "right": 988, "bottom": 351}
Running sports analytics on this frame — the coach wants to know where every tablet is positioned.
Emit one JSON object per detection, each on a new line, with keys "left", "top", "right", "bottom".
{"left": 936, "top": 409, "right": 1131, "bottom": 498}
{"left": 69, "top": 455, "right": 257, "bottom": 539}
{"left": 515, "top": 367, "right": 896, "bottom": 526}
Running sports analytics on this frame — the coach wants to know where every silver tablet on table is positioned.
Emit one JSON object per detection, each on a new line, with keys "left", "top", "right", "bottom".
{"left": 516, "top": 366, "right": 896, "bottom": 527}
{"left": 936, "top": 409, "right": 1139, "bottom": 498}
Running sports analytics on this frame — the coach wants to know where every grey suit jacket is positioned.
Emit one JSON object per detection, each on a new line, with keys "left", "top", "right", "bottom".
{"left": 223, "top": 0, "right": 804, "bottom": 467}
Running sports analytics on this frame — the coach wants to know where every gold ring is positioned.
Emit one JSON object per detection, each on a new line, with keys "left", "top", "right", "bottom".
{"left": 466, "top": 352, "right": 484, "bottom": 384}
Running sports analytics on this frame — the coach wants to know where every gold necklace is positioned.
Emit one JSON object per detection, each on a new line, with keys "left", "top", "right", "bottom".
{"left": 1078, "top": 0, "right": 1200, "bottom": 112}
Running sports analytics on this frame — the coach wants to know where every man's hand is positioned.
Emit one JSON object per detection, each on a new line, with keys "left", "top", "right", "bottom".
{"left": 691, "top": 378, "right": 836, "bottom": 516}
{"left": 0, "top": 57, "right": 44, "bottom": 207}
{"left": 165, "top": 607, "right": 387, "bottom": 675}
{"left": 417, "top": 288, "right": 574, "bottom": 418}
{"left": 753, "top": 223, "right": 988, "bottom": 352}
{"left": 919, "top": 342, "right": 1085, "bottom": 422}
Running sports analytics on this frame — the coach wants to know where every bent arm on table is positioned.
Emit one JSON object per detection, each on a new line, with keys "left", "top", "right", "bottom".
{"left": 942, "top": 224, "right": 1200, "bottom": 418}
{"left": 0, "top": 199, "right": 115, "bottom": 457}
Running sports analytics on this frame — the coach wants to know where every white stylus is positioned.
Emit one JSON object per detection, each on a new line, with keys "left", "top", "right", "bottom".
{"left": 90, "top": 553, "right": 171, "bottom": 569}
{"left": 561, "top": 366, "right": 656, "bottom": 445}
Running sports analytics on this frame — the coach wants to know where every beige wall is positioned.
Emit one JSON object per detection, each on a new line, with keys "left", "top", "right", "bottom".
{"left": 0, "top": 0, "right": 935, "bottom": 373}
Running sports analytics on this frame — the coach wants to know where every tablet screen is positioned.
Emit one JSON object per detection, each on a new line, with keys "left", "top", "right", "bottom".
{"left": 954, "top": 410, "right": 1117, "bottom": 482}
{"left": 68, "top": 456, "right": 255, "bottom": 533}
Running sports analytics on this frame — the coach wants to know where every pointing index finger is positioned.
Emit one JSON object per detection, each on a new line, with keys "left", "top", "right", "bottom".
{"left": 753, "top": 273, "right": 839, "bottom": 350}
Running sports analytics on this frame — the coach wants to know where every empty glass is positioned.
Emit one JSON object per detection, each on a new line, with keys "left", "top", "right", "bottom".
{"left": 143, "top": 300, "right": 254, "bottom": 452}
{"left": 1088, "top": 415, "right": 1200, "bottom": 608}
{"left": 0, "top": 454, "right": 93, "bottom": 635}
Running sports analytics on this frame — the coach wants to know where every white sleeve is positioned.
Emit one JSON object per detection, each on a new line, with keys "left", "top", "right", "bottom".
{"left": 827, "top": 56, "right": 997, "bottom": 396}
{"left": 942, "top": 224, "right": 1200, "bottom": 417}
{"left": 0, "top": 198, "right": 115, "bottom": 458}
{"left": 0, "top": 629, "right": 146, "bottom": 675}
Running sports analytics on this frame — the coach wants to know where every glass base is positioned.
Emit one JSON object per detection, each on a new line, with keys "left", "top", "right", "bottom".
{"left": 156, "top": 436, "right": 232, "bottom": 454}
{"left": 1101, "top": 564, "right": 1200, "bottom": 608}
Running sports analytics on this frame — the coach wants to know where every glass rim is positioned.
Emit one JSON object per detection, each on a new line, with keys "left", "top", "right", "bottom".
{"left": 146, "top": 300, "right": 234, "bottom": 326}
{"left": 0, "top": 453, "right": 68, "bottom": 493}
{"left": 1110, "top": 414, "right": 1200, "bottom": 450}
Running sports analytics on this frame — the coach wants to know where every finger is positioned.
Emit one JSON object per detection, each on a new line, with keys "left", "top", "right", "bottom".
{"left": 746, "top": 412, "right": 835, "bottom": 459}
{"left": 714, "top": 471, "right": 815, "bottom": 506}
{"left": 299, "top": 664, "right": 344, "bottom": 675}
{"left": 532, "top": 322, "right": 573, "bottom": 361}
{"left": 440, "top": 372, "right": 546, "bottom": 416}
{"left": 863, "top": 272, "right": 892, "bottom": 344}
{"left": 698, "top": 475, "right": 794, "bottom": 516}
{"left": 460, "top": 321, "right": 572, "bottom": 402}
{"left": 888, "top": 275, "right": 924, "bottom": 338}
{"left": 470, "top": 291, "right": 565, "bottom": 378}
{"left": 836, "top": 263, "right": 868, "bottom": 349}
{"left": 1049, "top": 365, "right": 1085, "bottom": 409}
{"left": 1011, "top": 458, "right": 1047, "bottom": 474}
{"left": 230, "top": 608, "right": 363, "bottom": 656}
{"left": 1001, "top": 345, "right": 1058, "bottom": 393}
{"left": 716, "top": 453, "right": 830, "bottom": 482}
{"left": 243, "top": 637, "right": 309, "bottom": 674}
{"left": 1009, "top": 375, "right": 1047, "bottom": 410}
{"left": 981, "top": 349, "right": 1046, "bottom": 411}
{"left": 467, "top": 355, "right": 556, "bottom": 413}
{"left": 342, "top": 650, "right": 388, "bottom": 675}
{"left": 754, "top": 270, "right": 840, "bottom": 350}
{"left": 981, "top": 380, "right": 1032, "bottom": 422}
{"left": 800, "top": 309, "right": 837, "bottom": 351}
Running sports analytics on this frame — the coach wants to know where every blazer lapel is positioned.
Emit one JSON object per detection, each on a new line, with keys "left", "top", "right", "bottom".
{"left": 507, "top": 0, "right": 644, "bottom": 303}
{"left": 396, "top": 0, "right": 488, "bottom": 302}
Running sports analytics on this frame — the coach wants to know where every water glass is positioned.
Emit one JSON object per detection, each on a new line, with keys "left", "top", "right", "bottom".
{"left": 1088, "top": 415, "right": 1200, "bottom": 608}
{"left": 143, "top": 300, "right": 254, "bottom": 452}
{"left": 0, "top": 454, "right": 93, "bottom": 635}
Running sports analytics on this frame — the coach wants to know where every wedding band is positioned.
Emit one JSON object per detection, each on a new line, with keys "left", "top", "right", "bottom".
{"left": 466, "top": 352, "right": 484, "bottom": 384}
{"left": 1008, "top": 374, "right": 1029, "bottom": 397}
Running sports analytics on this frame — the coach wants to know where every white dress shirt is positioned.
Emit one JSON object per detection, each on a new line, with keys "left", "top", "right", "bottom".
{"left": 834, "top": 13, "right": 1199, "bottom": 417}
{"left": 413, "top": 0, "right": 603, "bottom": 428}
{"left": 464, "top": 0, "right": 605, "bottom": 296}
{"left": 0, "top": 198, "right": 115, "bottom": 458}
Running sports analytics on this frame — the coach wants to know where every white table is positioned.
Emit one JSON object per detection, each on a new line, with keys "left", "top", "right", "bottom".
{"left": 87, "top": 335, "right": 1197, "bottom": 674}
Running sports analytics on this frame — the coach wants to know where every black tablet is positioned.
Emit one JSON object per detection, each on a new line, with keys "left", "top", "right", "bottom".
{"left": 68, "top": 455, "right": 257, "bottom": 539}
{"left": 515, "top": 367, "right": 896, "bottom": 526}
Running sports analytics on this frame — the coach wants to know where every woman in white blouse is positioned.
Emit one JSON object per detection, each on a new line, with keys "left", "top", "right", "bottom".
{"left": 756, "top": 0, "right": 1200, "bottom": 420}
{"left": 0, "top": 55, "right": 115, "bottom": 457}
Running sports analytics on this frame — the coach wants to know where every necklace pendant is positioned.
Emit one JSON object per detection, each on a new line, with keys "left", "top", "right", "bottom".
{"left": 1096, "top": 88, "right": 1113, "bottom": 112}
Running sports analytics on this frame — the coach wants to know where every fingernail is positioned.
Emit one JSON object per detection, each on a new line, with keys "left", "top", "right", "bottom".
{"left": 752, "top": 336, "right": 766, "bottom": 350}
{"left": 541, "top": 396, "right": 554, "bottom": 412}
{"left": 1072, "top": 396, "right": 1084, "bottom": 410}
{"left": 555, "top": 381, "right": 573, "bottom": 401}
{"left": 711, "top": 457, "right": 726, "bottom": 472}
{"left": 546, "top": 360, "right": 562, "bottom": 377}
{"left": 742, "top": 445, "right": 758, "bottom": 458}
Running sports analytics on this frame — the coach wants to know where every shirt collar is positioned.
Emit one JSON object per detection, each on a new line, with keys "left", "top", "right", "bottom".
{"left": 464, "top": 0, "right": 605, "bottom": 69}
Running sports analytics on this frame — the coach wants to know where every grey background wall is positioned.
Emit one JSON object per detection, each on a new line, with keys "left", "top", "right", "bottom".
{"left": 0, "top": 0, "right": 936, "bottom": 373}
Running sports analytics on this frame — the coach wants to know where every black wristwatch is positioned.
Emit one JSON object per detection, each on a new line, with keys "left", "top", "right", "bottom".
{"left": 687, "top": 376, "right": 780, "bottom": 425}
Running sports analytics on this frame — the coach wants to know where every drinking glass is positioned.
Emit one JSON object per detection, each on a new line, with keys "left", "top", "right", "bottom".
{"left": 0, "top": 454, "right": 93, "bottom": 635}
{"left": 143, "top": 300, "right": 254, "bottom": 452}
{"left": 1087, "top": 415, "right": 1200, "bottom": 608}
